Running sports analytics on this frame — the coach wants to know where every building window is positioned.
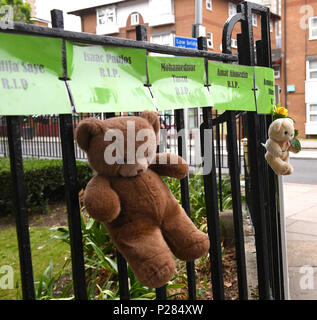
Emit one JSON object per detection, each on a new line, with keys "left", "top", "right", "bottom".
{"left": 150, "top": 32, "right": 174, "bottom": 46}
{"left": 228, "top": 2, "right": 237, "bottom": 17}
{"left": 97, "top": 6, "right": 116, "bottom": 25}
{"left": 307, "top": 60, "right": 317, "bottom": 80}
{"left": 231, "top": 38, "right": 237, "bottom": 49}
{"left": 206, "top": 0, "right": 212, "bottom": 11}
{"left": 309, "top": 17, "right": 317, "bottom": 40}
{"left": 207, "top": 32, "right": 213, "bottom": 49}
{"left": 308, "top": 104, "right": 317, "bottom": 122}
{"left": 270, "top": 21, "right": 273, "bottom": 32}
{"left": 273, "top": 66, "right": 280, "bottom": 79}
{"left": 131, "top": 13, "right": 139, "bottom": 26}
{"left": 252, "top": 13, "right": 257, "bottom": 27}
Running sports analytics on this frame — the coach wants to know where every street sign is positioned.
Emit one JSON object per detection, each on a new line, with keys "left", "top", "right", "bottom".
{"left": 174, "top": 36, "right": 198, "bottom": 49}
{"left": 287, "top": 85, "right": 295, "bottom": 92}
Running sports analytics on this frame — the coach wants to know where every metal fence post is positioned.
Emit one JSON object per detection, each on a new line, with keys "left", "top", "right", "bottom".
{"left": 256, "top": 9, "right": 285, "bottom": 300}
{"left": 238, "top": 2, "right": 272, "bottom": 300}
{"left": 136, "top": 23, "right": 170, "bottom": 301}
{"left": 51, "top": 9, "right": 87, "bottom": 300}
{"left": 215, "top": 112, "right": 223, "bottom": 212}
{"left": 6, "top": 116, "right": 35, "bottom": 300}
{"left": 221, "top": 13, "right": 249, "bottom": 299}
{"left": 116, "top": 250, "right": 130, "bottom": 300}
{"left": 225, "top": 111, "right": 248, "bottom": 299}
{"left": 174, "top": 109, "right": 197, "bottom": 300}
{"left": 198, "top": 37, "right": 225, "bottom": 300}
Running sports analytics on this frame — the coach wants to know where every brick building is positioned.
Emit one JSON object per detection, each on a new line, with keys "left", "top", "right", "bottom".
{"left": 280, "top": 0, "right": 317, "bottom": 138}
{"left": 68, "top": 0, "right": 281, "bottom": 127}
{"left": 28, "top": 0, "right": 50, "bottom": 26}
{"left": 69, "top": 0, "right": 280, "bottom": 53}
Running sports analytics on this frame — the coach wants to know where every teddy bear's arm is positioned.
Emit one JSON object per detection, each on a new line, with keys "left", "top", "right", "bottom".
{"left": 84, "top": 175, "right": 121, "bottom": 223}
{"left": 149, "top": 153, "right": 189, "bottom": 179}
{"left": 265, "top": 139, "right": 282, "bottom": 158}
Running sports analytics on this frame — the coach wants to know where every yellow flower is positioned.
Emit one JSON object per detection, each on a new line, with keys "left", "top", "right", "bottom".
{"left": 274, "top": 105, "right": 288, "bottom": 117}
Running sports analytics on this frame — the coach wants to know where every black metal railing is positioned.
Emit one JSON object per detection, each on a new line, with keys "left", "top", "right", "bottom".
{"left": 0, "top": 1, "right": 285, "bottom": 301}
{"left": 0, "top": 112, "right": 240, "bottom": 173}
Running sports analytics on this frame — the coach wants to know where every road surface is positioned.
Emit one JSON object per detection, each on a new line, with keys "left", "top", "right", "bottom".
{"left": 284, "top": 158, "right": 317, "bottom": 185}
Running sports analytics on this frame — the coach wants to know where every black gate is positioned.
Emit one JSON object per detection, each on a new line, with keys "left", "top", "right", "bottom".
{"left": 1, "top": 1, "right": 285, "bottom": 300}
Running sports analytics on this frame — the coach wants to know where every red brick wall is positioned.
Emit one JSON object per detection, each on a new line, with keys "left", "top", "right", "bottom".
{"left": 79, "top": 0, "right": 277, "bottom": 51}
{"left": 81, "top": 12, "right": 97, "bottom": 33}
{"left": 281, "top": 0, "right": 317, "bottom": 137}
{"left": 204, "top": 0, "right": 240, "bottom": 52}
{"left": 174, "top": 0, "right": 195, "bottom": 38}
{"left": 117, "top": 0, "right": 195, "bottom": 40}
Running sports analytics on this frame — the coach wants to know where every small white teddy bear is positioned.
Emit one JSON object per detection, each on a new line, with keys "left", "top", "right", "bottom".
{"left": 265, "top": 118, "right": 295, "bottom": 175}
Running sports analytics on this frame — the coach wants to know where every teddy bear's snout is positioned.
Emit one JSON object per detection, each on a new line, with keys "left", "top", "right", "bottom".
{"left": 118, "top": 162, "right": 148, "bottom": 177}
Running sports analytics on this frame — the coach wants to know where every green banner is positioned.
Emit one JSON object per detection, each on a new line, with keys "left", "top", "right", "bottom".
{"left": 0, "top": 33, "right": 70, "bottom": 115}
{"left": 66, "top": 42, "right": 154, "bottom": 113}
{"left": 208, "top": 62, "right": 256, "bottom": 111}
{"left": 147, "top": 56, "right": 213, "bottom": 110}
{"left": 255, "top": 66, "right": 275, "bottom": 114}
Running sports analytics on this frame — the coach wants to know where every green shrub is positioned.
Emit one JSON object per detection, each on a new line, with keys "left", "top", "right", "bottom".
{"left": 0, "top": 157, "right": 92, "bottom": 216}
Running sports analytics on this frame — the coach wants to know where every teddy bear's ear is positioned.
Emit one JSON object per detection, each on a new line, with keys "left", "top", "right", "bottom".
{"left": 140, "top": 111, "right": 160, "bottom": 134}
{"left": 271, "top": 119, "right": 283, "bottom": 133}
{"left": 75, "top": 118, "right": 105, "bottom": 152}
{"left": 285, "top": 118, "right": 294, "bottom": 126}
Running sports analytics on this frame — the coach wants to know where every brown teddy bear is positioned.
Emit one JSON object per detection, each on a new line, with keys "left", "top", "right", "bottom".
{"left": 75, "top": 111, "right": 210, "bottom": 288}
{"left": 264, "top": 118, "right": 295, "bottom": 175}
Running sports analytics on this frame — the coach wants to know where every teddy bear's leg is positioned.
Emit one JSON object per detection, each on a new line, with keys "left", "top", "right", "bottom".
{"left": 265, "top": 152, "right": 291, "bottom": 175}
{"left": 161, "top": 203, "right": 210, "bottom": 261}
{"left": 109, "top": 222, "right": 176, "bottom": 288}
{"left": 283, "top": 154, "right": 294, "bottom": 175}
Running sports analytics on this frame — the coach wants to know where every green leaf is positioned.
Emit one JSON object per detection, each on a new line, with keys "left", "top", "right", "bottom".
{"left": 86, "top": 218, "right": 95, "bottom": 230}
{"left": 166, "top": 283, "right": 186, "bottom": 289}
{"left": 294, "top": 129, "right": 299, "bottom": 138}
{"left": 104, "top": 256, "right": 118, "bottom": 273}
{"left": 291, "top": 137, "right": 301, "bottom": 151}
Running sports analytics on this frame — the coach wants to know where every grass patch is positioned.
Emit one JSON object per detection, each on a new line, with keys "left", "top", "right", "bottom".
{"left": 0, "top": 223, "right": 70, "bottom": 300}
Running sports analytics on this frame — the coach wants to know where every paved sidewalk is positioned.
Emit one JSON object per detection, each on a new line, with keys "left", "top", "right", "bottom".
{"left": 284, "top": 182, "right": 317, "bottom": 300}
{"left": 290, "top": 139, "right": 317, "bottom": 160}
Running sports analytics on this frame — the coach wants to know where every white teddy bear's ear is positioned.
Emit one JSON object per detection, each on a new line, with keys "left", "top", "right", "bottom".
{"left": 272, "top": 119, "right": 283, "bottom": 132}
{"left": 285, "top": 118, "right": 294, "bottom": 126}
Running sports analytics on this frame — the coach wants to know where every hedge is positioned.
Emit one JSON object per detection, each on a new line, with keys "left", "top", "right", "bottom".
{"left": 0, "top": 157, "right": 93, "bottom": 216}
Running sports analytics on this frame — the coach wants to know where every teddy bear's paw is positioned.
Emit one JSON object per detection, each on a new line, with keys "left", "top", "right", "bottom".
{"left": 282, "top": 163, "right": 294, "bottom": 176}
{"left": 135, "top": 259, "right": 176, "bottom": 288}
{"left": 86, "top": 202, "right": 121, "bottom": 223}
{"left": 183, "top": 233, "right": 210, "bottom": 261}
{"left": 273, "top": 162, "right": 289, "bottom": 176}
{"left": 167, "top": 231, "right": 210, "bottom": 261}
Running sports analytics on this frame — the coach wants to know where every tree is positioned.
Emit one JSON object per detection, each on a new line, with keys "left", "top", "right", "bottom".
{"left": 0, "top": 0, "right": 32, "bottom": 23}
